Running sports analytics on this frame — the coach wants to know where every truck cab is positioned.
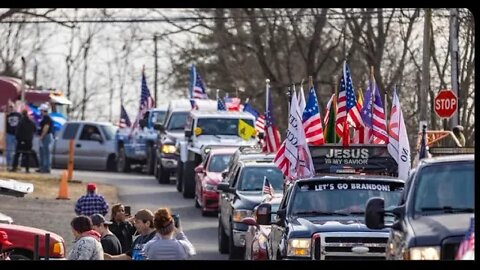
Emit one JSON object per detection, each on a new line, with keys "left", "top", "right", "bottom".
{"left": 177, "top": 109, "right": 258, "bottom": 198}
{"left": 365, "top": 154, "right": 474, "bottom": 260}
{"left": 115, "top": 105, "right": 168, "bottom": 174}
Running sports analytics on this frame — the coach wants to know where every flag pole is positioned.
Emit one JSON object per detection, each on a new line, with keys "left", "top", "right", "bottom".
{"left": 369, "top": 65, "right": 374, "bottom": 144}
{"left": 308, "top": 76, "right": 313, "bottom": 89}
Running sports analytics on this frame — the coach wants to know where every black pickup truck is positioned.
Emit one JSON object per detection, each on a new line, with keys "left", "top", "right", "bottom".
{"left": 365, "top": 154, "right": 474, "bottom": 260}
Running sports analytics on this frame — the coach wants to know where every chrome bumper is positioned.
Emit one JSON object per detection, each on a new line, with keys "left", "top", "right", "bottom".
{"left": 161, "top": 158, "right": 178, "bottom": 169}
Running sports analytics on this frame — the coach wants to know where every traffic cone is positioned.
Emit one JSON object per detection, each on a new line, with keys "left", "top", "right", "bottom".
{"left": 56, "top": 170, "right": 70, "bottom": 200}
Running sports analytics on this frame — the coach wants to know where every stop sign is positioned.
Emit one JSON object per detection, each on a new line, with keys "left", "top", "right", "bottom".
{"left": 434, "top": 89, "right": 458, "bottom": 119}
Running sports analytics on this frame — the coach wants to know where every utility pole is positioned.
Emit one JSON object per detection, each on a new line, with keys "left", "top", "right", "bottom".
{"left": 21, "top": 57, "right": 26, "bottom": 103}
{"left": 420, "top": 8, "right": 431, "bottom": 131}
{"left": 33, "top": 59, "right": 38, "bottom": 89}
{"left": 449, "top": 8, "right": 460, "bottom": 129}
{"left": 153, "top": 34, "right": 158, "bottom": 103}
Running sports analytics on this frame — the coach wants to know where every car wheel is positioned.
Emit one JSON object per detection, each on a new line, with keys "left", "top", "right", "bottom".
{"left": 158, "top": 165, "right": 170, "bottom": 184}
{"left": 145, "top": 145, "right": 155, "bottom": 175}
{"left": 182, "top": 161, "right": 195, "bottom": 198}
{"left": 218, "top": 218, "right": 229, "bottom": 254}
{"left": 117, "top": 147, "right": 131, "bottom": 173}
{"left": 176, "top": 160, "right": 183, "bottom": 192}
{"left": 106, "top": 154, "right": 116, "bottom": 171}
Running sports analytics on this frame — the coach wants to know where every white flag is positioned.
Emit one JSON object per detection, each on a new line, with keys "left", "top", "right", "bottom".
{"left": 387, "top": 90, "right": 411, "bottom": 180}
{"left": 285, "top": 90, "right": 314, "bottom": 180}
{"left": 298, "top": 85, "right": 306, "bottom": 114}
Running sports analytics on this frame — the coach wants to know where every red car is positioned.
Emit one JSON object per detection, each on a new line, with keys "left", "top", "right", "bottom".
{"left": 0, "top": 223, "right": 66, "bottom": 260}
{"left": 194, "top": 148, "right": 237, "bottom": 216}
{"left": 242, "top": 195, "right": 282, "bottom": 260}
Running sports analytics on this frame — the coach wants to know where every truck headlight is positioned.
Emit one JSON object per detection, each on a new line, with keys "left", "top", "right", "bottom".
{"left": 161, "top": 145, "right": 176, "bottom": 154}
{"left": 407, "top": 246, "right": 440, "bottom": 260}
{"left": 233, "top": 209, "right": 253, "bottom": 222}
{"left": 287, "top": 238, "right": 311, "bottom": 257}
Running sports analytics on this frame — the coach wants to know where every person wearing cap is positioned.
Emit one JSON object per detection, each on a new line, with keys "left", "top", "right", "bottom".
{"left": 0, "top": 230, "right": 13, "bottom": 260}
{"left": 142, "top": 208, "right": 196, "bottom": 260}
{"left": 75, "top": 183, "right": 109, "bottom": 217}
{"left": 91, "top": 214, "right": 122, "bottom": 255}
{"left": 68, "top": 215, "right": 104, "bottom": 260}
{"left": 9, "top": 109, "right": 36, "bottom": 173}
{"left": 104, "top": 209, "right": 156, "bottom": 260}
{"left": 36, "top": 103, "right": 54, "bottom": 173}
{"left": 5, "top": 103, "right": 21, "bottom": 168}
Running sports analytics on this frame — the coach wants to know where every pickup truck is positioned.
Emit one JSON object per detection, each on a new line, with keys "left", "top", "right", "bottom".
{"left": 116, "top": 105, "right": 168, "bottom": 174}
{"left": 52, "top": 121, "right": 118, "bottom": 171}
{"left": 365, "top": 154, "right": 474, "bottom": 260}
{"left": 177, "top": 110, "right": 258, "bottom": 198}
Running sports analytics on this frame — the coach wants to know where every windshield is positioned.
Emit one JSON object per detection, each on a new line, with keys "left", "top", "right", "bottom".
{"left": 290, "top": 180, "right": 404, "bottom": 215}
{"left": 101, "top": 125, "right": 118, "bottom": 141}
{"left": 238, "top": 166, "right": 283, "bottom": 192}
{"left": 166, "top": 112, "right": 189, "bottom": 131}
{"left": 151, "top": 111, "right": 167, "bottom": 125}
{"left": 207, "top": 154, "right": 233, "bottom": 173}
{"left": 413, "top": 162, "right": 474, "bottom": 216}
{"left": 196, "top": 118, "right": 254, "bottom": 136}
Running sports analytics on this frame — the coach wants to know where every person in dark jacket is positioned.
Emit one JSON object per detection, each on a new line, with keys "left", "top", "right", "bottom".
{"left": 108, "top": 203, "right": 136, "bottom": 253}
{"left": 9, "top": 109, "right": 36, "bottom": 173}
{"left": 5, "top": 104, "right": 21, "bottom": 168}
{"left": 91, "top": 214, "right": 122, "bottom": 255}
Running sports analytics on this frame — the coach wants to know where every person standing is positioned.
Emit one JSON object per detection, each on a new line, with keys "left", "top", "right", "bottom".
{"left": 9, "top": 109, "right": 36, "bottom": 173}
{"left": 0, "top": 230, "right": 13, "bottom": 260}
{"left": 5, "top": 104, "right": 21, "bottom": 168}
{"left": 68, "top": 216, "right": 104, "bottom": 260}
{"left": 91, "top": 214, "right": 122, "bottom": 255}
{"left": 108, "top": 204, "right": 136, "bottom": 253}
{"left": 143, "top": 208, "right": 196, "bottom": 260}
{"left": 104, "top": 209, "right": 156, "bottom": 260}
{"left": 37, "top": 103, "right": 53, "bottom": 173}
{"left": 75, "top": 183, "right": 109, "bottom": 217}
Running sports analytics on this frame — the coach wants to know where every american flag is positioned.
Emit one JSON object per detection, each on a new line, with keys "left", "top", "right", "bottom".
{"left": 456, "top": 217, "right": 475, "bottom": 260}
{"left": 263, "top": 85, "right": 281, "bottom": 153}
{"left": 262, "top": 176, "right": 274, "bottom": 197}
{"left": 274, "top": 141, "right": 289, "bottom": 178}
{"left": 119, "top": 103, "right": 131, "bottom": 128}
{"left": 302, "top": 86, "right": 324, "bottom": 145}
{"left": 224, "top": 96, "right": 241, "bottom": 111}
{"left": 335, "top": 61, "right": 363, "bottom": 140}
{"left": 190, "top": 64, "right": 208, "bottom": 99}
{"left": 360, "top": 80, "right": 388, "bottom": 144}
{"left": 131, "top": 68, "right": 155, "bottom": 133}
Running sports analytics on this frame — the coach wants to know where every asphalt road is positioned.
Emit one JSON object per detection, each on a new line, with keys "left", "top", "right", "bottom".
{"left": 51, "top": 169, "right": 228, "bottom": 260}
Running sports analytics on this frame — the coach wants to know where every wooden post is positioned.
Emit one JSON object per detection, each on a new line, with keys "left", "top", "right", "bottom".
{"left": 67, "top": 139, "right": 74, "bottom": 181}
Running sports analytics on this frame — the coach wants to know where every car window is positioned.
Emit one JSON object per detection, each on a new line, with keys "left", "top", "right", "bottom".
{"left": 79, "top": 124, "right": 102, "bottom": 141}
{"left": 62, "top": 123, "right": 80, "bottom": 140}
{"left": 196, "top": 118, "right": 254, "bottom": 136}
{"left": 151, "top": 111, "right": 167, "bottom": 125}
{"left": 166, "top": 112, "right": 189, "bottom": 131}
{"left": 207, "top": 154, "right": 233, "bottom": 173}
{"left": 101, "top": 125, "right": 117, "bottom": 141}
{"left": 238, "top": 166, "right": 283, "bottom": 192}
{"left": 413, "top": 162, "right": 474, "bottom": 216}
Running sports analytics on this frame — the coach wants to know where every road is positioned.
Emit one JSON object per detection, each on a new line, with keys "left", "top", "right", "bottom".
{"left": 52, "top": 169, "right": 227, "bottom": 260}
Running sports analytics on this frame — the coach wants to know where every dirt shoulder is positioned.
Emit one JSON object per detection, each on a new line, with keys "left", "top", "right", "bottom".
{"left": 0, "top": 171, "right": 119, "bottom": 254}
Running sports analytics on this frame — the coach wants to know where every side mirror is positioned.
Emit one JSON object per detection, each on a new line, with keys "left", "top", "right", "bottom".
{"left": 256, "top": 203, "right": 272, "bottom": 225}
{"left": 365, "top": 197, "right": 386, "bottom": 229}
{"left": 242, "top": 217, "right": 258, "bottom": 227}
{"left": 154, "top": 123, "right": 165, "bottom": 132}
{"left": 185, "top": 130, "right": 192, "bottom": 138}
{"left": 221, "top": 170, "right": 228, "bottom": 179}
{"left": 258, "top": 132, "right": 264, "bottom": 140}
{"left": 217, "top": 182, "right": 233, "bottom": 193}
{"left": 139, "top": 119, "right": 147, "bottom": 129}
{"left": 91, "top": 134, "right": 103, "bottom": 143}
{"left": 194, "top": 165, "right": 204, "bottom": 174}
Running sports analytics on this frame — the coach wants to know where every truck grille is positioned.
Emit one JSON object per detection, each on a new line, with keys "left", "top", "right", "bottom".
{"left": 312, "top": 232, "right": 388, "bottom": 260}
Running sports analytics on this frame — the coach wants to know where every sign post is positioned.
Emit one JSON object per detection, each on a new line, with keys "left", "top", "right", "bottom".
{"left": 434, "top": 89, "right": 458, "bottom": 119}
{"left": 67, "top": 139, "right": 74, "bottom": 181}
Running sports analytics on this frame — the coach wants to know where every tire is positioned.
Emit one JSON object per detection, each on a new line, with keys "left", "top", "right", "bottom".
{"left": 229, "top": 227, "right": 245, "bottom": 260}
{"left": 218, "top": 218, "right": 229, "bottom": 254}
{"left": 9, "top": 249, "right": 32, "bottom": 260}
{"left": 182, "top": 161, "right": 196, "bottom": 198}
{"left": 117, "top": 146, "right": 131, "bottom": 173}
{"left": 158, "top": 165, "right": 170, "bottom": 184}
{"left": 145, "top": 145, "right": 155, "bottom": 175}
{"left": 176, "top": 160, "right": 183, "bottom": 192}
{"left": 106, "top": 154, "right": 117, "bottom": 171}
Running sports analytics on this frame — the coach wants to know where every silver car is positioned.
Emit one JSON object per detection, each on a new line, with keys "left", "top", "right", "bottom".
{"left": 52, "top": 121, "right": 118, "bottom": 171}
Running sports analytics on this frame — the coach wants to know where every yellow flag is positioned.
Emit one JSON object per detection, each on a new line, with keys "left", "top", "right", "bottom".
{"left": 238, "top": 119, "right": 256, "bottom": 141}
